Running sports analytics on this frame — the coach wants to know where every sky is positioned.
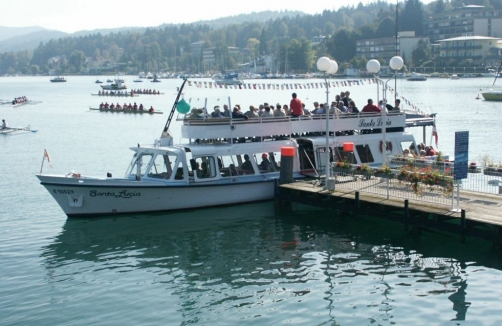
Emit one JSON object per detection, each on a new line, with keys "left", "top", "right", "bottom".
{"left": 0, "top": 0, "right": 424, "bottom": 34}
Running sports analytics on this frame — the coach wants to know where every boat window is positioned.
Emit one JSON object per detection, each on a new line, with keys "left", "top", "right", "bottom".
{"left": 255, "top": 151, "right": 280, "bottom": 174}
{"left": 334, "top": 147, "right": 357, "bottom": 164}
{"left": 355, "top": 144, "right": 374, "bottom": 163}
{"left": 193, "top": 156, "right": 217, "bottom": 179}
{"left": 219, "top": 155, "right": 243, "bottom": 177}
{"left": 148, "top": 153, "right": 178, "bottom": 179}
{"left": 128, "top": 153, "right": 154, "bottom": 176}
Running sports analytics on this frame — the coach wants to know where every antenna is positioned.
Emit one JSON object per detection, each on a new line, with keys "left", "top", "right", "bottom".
{"left": 162, "top": 78, "right": 188, "bottom": 136}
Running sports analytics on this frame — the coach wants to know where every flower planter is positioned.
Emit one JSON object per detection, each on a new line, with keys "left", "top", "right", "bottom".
{"left": 483, "top": 169, "right": 502, "bottom": 177}
{"left": 374, "top": 172, "right": 394, "bottom": 179}
{"left": 332, "top": 167, "right": 353, "bottom": 175}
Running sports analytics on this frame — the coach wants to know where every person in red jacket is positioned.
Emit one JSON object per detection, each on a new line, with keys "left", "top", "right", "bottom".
{"left": 361, "top": 99, "right": 381, "bottom": 113}
{"left": 290, "top": 93, "right": 303, "bottom": 117}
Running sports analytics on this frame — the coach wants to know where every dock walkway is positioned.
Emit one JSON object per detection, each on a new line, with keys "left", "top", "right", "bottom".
{"left": 277, "top": 180, "right": 502, "bottom": 245}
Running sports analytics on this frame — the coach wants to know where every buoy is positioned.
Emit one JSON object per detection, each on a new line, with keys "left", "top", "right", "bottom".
{"left": 176, "top": 98, "right": 190, "bottom": 113}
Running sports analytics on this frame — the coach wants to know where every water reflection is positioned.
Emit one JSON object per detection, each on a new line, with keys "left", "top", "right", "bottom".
{"left": 39, "top": 203, "right": 502, "bottom": 324}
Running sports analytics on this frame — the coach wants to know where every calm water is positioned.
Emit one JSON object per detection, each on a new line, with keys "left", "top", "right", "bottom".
{"left": 1, "top": 76, "right": 502, "bottom": 325}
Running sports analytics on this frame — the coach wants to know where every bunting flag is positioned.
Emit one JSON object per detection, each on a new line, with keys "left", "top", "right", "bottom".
{"left": 44, "top": 149, "right": 52, "bottom": 167}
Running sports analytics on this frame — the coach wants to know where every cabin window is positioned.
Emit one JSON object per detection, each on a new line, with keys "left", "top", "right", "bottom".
{"left": 148, "top": 153, "right": 178, "bottom": 179}
{"left": 355, "top": 144, "right": 374, "bottom": 163}
{"left": 219, "top": 155, "right": 243, "bottom": 176}
{"left": 193, "top": 156, "right": 217, "bottom": 179}
{"left": 334, "top": 147, "right": 357, "bottom": 164}
{"left": 255, "top": 151, "right": 280, "bottom": 173}
{"left": 128, "top": 153, "right": 154, "bottom": 177}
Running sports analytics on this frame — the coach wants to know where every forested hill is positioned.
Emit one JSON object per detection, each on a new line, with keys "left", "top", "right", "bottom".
{"left": 2, "top": 0, "right": 502, "bottom": 75}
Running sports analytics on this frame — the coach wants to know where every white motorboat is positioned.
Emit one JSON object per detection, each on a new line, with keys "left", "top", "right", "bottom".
{"left": 37, "top": 79, "right": 434, "bottom": 217}
{"left": 100, "top": 78, "right": 127, "bottom": 90}
{"left": 407, "top": 72, "right": 427, "bottom": 81}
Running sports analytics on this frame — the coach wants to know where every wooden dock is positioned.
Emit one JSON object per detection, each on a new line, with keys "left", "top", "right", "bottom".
{"left": 276, "top": 179, "right": 502, "bottom": 246}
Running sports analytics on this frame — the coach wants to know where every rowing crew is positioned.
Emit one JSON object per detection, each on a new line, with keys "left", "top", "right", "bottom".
{"left": 99, "top": 102, "right": 155, "bottom": 112}
{"left": 12, "top": 96, "right": 28, "bottom": 104}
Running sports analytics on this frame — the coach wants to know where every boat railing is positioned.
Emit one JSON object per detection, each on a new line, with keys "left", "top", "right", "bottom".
{"left": 179, "top": 112, "right": 409, "bottom": 141}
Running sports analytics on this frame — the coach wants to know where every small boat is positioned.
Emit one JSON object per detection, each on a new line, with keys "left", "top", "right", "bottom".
{"left": 214, "top": 73, "right": 243, "bottom": 85}
{"left": 106, "top": 79, "right": 113, "bottom": 83}
{"left": 450, "top": 74, "right": 459, "bottom": 80}
{"left": 407, "top": 72, "right": 427, "bottom": 81}
{"left": 133, "top": 79, "right": 143, "bottom": 83}
{"left": 95, "top": 79, "right": 103, "bottom": 84}
{"left": 101, "top": 78, "right": 127, "bottom": 90}
{"left": 37, "top": 78, "right": 434, "bottom": 217}
{"left": 481, "top": 90, "right": 502, "bottom": 101}
{"left": 481, "top": 61, "right": 502, "bottom": 101}
{"left": 50, "top": 76, "right": 66, "bottom": 82}
{"left": 1, "top": 126, "right": 37, "bottom": 135}
{"left": 11, "top": 96, "right": 30, "bottom": 107}
{"left": 89, "top": 107, "right": 163, "bottom": 114}
{"left": 151, "top": 75, "right": 161, "bottom": 83}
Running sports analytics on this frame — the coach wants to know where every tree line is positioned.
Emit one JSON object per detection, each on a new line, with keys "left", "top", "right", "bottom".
{"left": 1, "top": 0, "right": 501, "bottom": 75}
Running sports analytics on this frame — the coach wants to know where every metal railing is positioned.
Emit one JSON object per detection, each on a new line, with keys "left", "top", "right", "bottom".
{"left": 330, "top": 158, "right": 502, "bottom": 208}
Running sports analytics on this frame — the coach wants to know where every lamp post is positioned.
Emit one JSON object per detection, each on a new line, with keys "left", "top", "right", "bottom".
{"left": 367, "top": 56, "right": 404, "bottom": 165}
{"left": 317, "top": 57, "right": 338, "bottom": 190}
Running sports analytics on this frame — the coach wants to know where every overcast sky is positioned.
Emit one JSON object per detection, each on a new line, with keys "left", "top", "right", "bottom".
{"left": 2, "top": 0, "right": 432, "bottom": 34}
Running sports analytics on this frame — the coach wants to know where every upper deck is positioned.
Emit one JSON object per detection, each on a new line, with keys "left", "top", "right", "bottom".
{"left": 178, "top": 112, "right": 417, "bottom": 141}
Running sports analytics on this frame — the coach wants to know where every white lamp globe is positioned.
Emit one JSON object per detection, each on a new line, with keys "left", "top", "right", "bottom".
{"left": 326, "top": 60, "right": 338, "bottom": 74}
{"left": 317, "top": 57, "right": 331, "bottom": 72}
{"left": 366, "top": 59, "right": 380, "bottom": 74}
{"left": 389, "top": 56, "right": 404, "bottom": 71}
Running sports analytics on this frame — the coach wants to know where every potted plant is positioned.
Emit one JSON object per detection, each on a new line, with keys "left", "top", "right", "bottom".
{"left": 332, "top": 160, "right": 353, "bottom": 174}
{"left": 374, "top": 165, "right": 394, "bottom": 178}
{"left": 354, "top": 163, "right": 373, "bottom": 179}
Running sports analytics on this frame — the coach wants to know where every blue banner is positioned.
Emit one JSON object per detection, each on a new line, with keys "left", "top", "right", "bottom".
{"left": 454, "top": 131, "right": 469, "bottom": 180}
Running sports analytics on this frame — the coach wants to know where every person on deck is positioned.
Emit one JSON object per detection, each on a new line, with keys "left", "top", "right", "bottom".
{"left": 361, "top": 99, "right": 381, "bottom": 113}
{"left": 290, "top": 93, "right": 303, "bottom": 117}
{"left": 259, "top": 153, "right": 274, "bottom": 172}
{"left": 1, "top": 119, "right": 8, "bottom": 129}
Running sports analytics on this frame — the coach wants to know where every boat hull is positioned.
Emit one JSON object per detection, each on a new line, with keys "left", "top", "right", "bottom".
{"left": 37, "top": 175, "right": 276, "bottom": 217}
{"left": 481, "top": 91, "right": 502, "bottom": 101}
{"left": 89, "top": 107, "right": 163, "bottom": 114}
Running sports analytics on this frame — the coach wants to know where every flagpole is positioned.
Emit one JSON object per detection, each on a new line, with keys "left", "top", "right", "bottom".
{"left": 40, "top": 150, "right": 46, "bottom": 174}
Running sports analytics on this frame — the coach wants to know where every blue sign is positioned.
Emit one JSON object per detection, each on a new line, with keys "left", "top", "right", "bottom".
{"left": 454, "top": 131, "right": 469, "bottom": 180}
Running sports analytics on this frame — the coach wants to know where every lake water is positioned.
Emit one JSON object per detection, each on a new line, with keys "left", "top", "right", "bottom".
{"left": 1, "top": 76, "right": 502, "bottom": 325}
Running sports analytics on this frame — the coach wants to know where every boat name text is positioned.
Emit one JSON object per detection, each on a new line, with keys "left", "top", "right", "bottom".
{"left": 53, "top": 189, "right": 74, "bottom": 194}
{"left": 358, "top": 118, "right": 392, "bottom": 128}
{"left": 89, "top": 190, "right": 141, "bottom": 198}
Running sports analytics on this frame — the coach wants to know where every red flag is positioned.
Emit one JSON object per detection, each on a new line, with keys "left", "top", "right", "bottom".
{"left": 44, "top": 149, "right": 52, "bottom": 167}
{"left": 432, "top": 123, "right": 438, "bottom": 148}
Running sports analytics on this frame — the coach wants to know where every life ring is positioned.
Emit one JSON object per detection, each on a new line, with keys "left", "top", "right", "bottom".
{"left": 379, "top": 141, "right": 393, "bottom": 153}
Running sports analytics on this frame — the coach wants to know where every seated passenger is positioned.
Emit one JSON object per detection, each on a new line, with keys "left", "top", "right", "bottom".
{"left": 259, "top": 153, "right": 274, "bottom": 172}
{"left": 241, "top": 154, "right": 254, "bottom": 174}
{"left": 149, "top": 106, "right": 154, "bottom": 113}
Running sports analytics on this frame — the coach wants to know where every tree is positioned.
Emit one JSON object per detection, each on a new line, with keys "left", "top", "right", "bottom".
{"left": 69, "top": 50, "right": 85, "bottom": 72}
{"left": 30, "top": 65, "right": 40, "bottom": 75}
{"left": 400, "top": 0, "right": 424, "bottom": 36}
{"left": 325, "top": 29, "right": 357, "bottom": 63}
{"left": 247, "top": 38, "right": 260, "bottom": 60}
{"left": 375, "top": 16, "right": 396, "bottom": 38}
{"left": 286, "top": 38, "right": 314, "bottom": 72}
{"left": 411, "top": 39, "right": 431, "bottom": 66}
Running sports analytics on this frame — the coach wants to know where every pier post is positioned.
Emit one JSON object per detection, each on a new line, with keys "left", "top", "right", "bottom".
{"left": 460, "top": 209, "right": 466, "bottom": 243}
{"left": 404, "top": 199, "right": 409, "bottom": 232}
{"left": 276, "top": 147, "right": 295, "bottom": 213}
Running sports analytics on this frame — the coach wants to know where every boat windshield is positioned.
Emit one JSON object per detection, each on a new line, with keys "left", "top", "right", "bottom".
{"left": 126, "top": 151, "right": 179, "bottom": 179}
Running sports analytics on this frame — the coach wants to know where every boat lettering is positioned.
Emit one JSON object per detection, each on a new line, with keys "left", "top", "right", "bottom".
{"left": 358, "top": 118, "right": 392, "bottom": 128}
{"left": 53, "top": 189, "right": 74, "bottom": 194}
{"left": 89, "top": 190, "right": 141, "bottom": 198}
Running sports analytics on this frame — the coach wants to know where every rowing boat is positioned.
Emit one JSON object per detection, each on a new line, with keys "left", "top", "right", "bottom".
{"left": 91, "top": 93, "right": 139, "bottom": 97}
{"left": 89, "top": 107, "right": 163, "bottom": 114}
{"left": 1, "top": 126, "right": 37, "bottom": 135}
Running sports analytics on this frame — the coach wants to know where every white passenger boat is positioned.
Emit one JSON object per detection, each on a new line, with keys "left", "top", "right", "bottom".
{"left": 407, "top": 72, "right": 427, "bottom": 81}
{"left": 37, "top": 79, "right": 434, "bottom": 217}
{"left": 100, "top": 78, "right": 127, "bottom": 90}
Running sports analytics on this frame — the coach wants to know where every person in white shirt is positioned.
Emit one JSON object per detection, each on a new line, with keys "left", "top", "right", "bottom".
{"left": 1, "top": 119, "right": 8, "bottom": 129}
